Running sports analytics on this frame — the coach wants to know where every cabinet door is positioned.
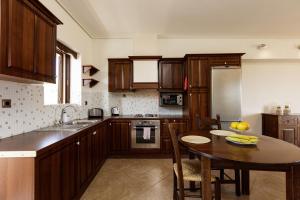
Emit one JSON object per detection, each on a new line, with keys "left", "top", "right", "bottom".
{"left": 109, "top": 121, "right": 130, "bottom": 153}
{"left": 159, "top": 60, "right": 184, "bottom": 90}
{"left": 79, "top": 131, "right": 93, "bottom": 189}
{"left": 280, "top": 127, "right": 298, "bottom": 145}
{"left": 34, "top": 14, "right": 56, "bottom": 83}
{"left": 37, "top": 141, "right": 77, "bottom": 200}
{"left": 60, "top": 142, "right": 78, "bottom": 200}
{"left": 188, "top": 91, "right": 209, "bottom": 130}
{"left": 37, "top": 150, "right": 61, "bottom": 200}
{"left": 92, "top": 125, "right": 107, "bottom": 171}
{"left": 3, "top": 0, "right": 35, "bottom": 75}
{"left": 188, "top": 58, "right": 209, "bottom": 89}
{"left": 161, "top": 138, "right": 172, "bottom": 154}
{"left": 108, "top": 59, "right": 132, "bottom": 92}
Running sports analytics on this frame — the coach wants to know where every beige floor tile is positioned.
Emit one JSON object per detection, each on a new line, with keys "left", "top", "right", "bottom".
{"left": 81, "top": 159, "right": 286, "bottom": 200}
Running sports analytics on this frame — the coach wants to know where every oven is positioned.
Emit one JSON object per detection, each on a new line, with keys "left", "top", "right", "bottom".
{"left": 131, "top": 120, "right": 160, "bottom": 149}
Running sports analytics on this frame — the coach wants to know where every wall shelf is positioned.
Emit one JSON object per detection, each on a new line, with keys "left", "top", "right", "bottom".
{"left": 82, "top": 65, "right": 99, "bottom": 76}
{"left": 82, "top": 79, "right": 99, "bottom": 88}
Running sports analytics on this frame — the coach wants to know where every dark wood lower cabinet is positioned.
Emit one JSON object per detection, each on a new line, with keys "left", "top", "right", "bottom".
{"left": 262, "top": 113, "right": 300, "bottom": 146}
{"left": 160, "top": 119, "right": 188, "bottom": 154}
{"left": 36, "top": 123, "right": 108, "bottom": 200}
{"left": 109, "top": 121, "right": 131, "bottom": 154}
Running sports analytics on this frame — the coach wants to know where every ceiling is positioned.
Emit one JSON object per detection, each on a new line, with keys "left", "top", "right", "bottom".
{"left": 56, "top": 0, "right": 300, "bottom": 39}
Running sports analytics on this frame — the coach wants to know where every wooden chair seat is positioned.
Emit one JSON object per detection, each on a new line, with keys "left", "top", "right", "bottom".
{"left": 174, "top": 159, "right": 216, "bottom": 182}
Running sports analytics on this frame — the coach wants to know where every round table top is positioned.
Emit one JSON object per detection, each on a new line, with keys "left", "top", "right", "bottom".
{"left": 179, "top": 130, "right": 300, "bottom": 166}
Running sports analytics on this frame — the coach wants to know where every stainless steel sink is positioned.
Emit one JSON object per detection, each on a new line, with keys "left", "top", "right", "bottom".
{"left": 37, "top": 120, "right": 99, "bottom": 132}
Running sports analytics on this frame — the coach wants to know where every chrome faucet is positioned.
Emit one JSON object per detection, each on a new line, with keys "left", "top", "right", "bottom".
{"left": 59, "top": 105, "right": 77, "bottom": 124}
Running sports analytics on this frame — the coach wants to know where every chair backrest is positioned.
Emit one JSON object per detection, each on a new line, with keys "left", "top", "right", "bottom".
{"left": 168, "top": 122, "right": 185, "bottom": 199}
{"left": 196, "top": 114, "right": 222, "bottom": 130}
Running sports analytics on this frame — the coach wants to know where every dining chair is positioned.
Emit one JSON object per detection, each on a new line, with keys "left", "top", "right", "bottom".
{"left": 196, "top": 115, "right": 241, "bottom": 196}
{"left": 168, "top": 123, "right": 221, "bottom": 200}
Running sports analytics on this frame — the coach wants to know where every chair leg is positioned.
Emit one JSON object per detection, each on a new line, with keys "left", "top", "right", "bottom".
{"left": 173, "top": 171, "right": 178, "bottom": 200}
{"left": 214, "top": 178, "right": 221, "bottom": 200}
{"left": 235, "top": 169, "right": 241, "bottom": 196}
{"left": 220, "top": 169, "right": 225, "bottom": 181}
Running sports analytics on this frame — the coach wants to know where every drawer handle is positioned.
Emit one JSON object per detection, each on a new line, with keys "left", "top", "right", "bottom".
{"left": 76, "top": 141, "right": 80, "bottom": 146}
{"left": 93, "top": 131, "right": 97, "bottom": 135}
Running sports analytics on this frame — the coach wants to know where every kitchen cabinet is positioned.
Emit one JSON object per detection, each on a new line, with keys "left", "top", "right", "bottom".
{"left": 209, "top": 55, "right": 241, "bottom": 66}
{"left": 36, "top": 140, "right": 78, "bottom": 200}
{"left": 36, "top": 123, "right": 108, "bottom": 200}
{"left": 92, "top": 123, "right": 108, "bottom": 170}
{"left": 0, "top": 0, "right": 62, "bottom": 83}
{"left": 186, "top": 91, "right": 210, "bottom": 130}
{"left": 78, "top": 129, "right": 93, "bottom": 190}
{"left": 158, "top": 58, "right": 184, "bottom": 91}
{"left": 108, "top": 59, "right": 133, "bottom": 92}
{"left": 160, "top": 119, "right": 188, "bottom": 154}
{"left": 186, "top": 57, "right": 210, "bottom": 90}
{"left": 109, "top": 121, "right": 131, "bottom": 153}
{"left": 262, "top": 114, "right": 300, "bottom": 146}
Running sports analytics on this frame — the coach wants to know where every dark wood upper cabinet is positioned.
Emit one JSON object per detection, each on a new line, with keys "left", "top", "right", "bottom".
{"left": 158, "top": 58, "right": 184, "bottom": 91}
{"left": 108, "top": 59, "right": 133, "bottom": 92}
{"left": 186, "top": 57, "right": 210, "bottom": 90}
{"left": 0, "top": 0, "right": 62, "bottom": 83}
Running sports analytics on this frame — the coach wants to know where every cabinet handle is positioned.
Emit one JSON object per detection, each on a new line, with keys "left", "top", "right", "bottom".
{"left": 109, "top": 123, "right": 112, "bottom": 126}
{"left": 76, "top": 141, "right": 80, "bottom": 146}
{"left": 129, "top": 123, "right": 131, "bottom": 126}
{"left": 160, "top": 86, "right": 162, "bottom": 89}
{"left": 189, "top": 93, "right": 192, "bottom": 96}
{"left": 173, "top": 120, "right": 176, "bottom": 122}
{"left": 93, "top": 131, "right": 97, "bottom": 135}
{"left": 225, "top": 61, "right": 227, "bottom": 65}
{"left": 189, "top": 85, "right": 191, "bottom": 88}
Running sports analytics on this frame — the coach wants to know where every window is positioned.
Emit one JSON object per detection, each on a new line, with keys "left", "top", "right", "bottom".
{"left": 44, "top": 41, "right": 81, "bottom": 105}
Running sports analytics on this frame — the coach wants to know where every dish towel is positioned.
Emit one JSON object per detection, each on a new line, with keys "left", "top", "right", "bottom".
{"left": 143, "top": 127, "right": 151, "bottom": 140}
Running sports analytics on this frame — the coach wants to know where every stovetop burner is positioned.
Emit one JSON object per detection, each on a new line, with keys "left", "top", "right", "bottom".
{"left": 134, "top": 114, "right": 158, "bottom": 118}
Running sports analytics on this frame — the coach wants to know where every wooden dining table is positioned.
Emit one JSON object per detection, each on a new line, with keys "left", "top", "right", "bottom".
{"left": 179, "top": 130, "right": 300, "bottom": 200}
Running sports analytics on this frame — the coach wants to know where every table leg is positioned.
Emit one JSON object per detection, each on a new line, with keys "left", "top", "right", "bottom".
{"left": 286, "top": 165, "right": 300, "bottom": 200}
{"left": 241, "top": 170, "right": 250, "bottom": 195}
{"left": 201, "top": 156, "right": 212, "bottom": 200}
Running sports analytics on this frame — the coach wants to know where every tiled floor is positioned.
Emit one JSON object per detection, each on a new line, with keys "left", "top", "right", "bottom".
{"left": 81, "top": 159, "right": 286, "bottom": 200}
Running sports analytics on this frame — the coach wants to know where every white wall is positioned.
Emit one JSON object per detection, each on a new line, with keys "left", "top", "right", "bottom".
{"left": 92, "top": 37, "right": 300, "bottom": 133}
{"left": 241, "top": 60, "right": 300, "bottom": 133}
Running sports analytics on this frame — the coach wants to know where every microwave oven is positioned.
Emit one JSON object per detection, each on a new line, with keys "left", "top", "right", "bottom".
{"left": 160, "top": 93, "right": 183, "bottom": 106}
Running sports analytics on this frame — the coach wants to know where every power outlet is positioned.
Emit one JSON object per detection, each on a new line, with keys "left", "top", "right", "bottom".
{"left": 2, "top": 99, "right": 11, "bottom": 108}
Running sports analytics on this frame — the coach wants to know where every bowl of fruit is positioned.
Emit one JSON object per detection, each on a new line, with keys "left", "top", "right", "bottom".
{"left": 230, "top": 121, "right": 250, "bottom": 133}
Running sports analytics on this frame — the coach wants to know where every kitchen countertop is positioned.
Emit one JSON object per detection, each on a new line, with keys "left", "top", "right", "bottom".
{"left": 0, "top": 115, "right": 186, "bottom": 158}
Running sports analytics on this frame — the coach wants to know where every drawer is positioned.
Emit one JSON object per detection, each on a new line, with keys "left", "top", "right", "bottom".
{"left": 209, "top": 56, "right": 241, "bottom": 66}
{"left": 279, "top": 116, "right": 298, "bottom": 126}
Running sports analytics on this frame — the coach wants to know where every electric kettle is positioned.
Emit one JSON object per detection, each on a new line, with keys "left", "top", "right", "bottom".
{"left": 111, "top": 107, "right": 120, "bottom": 116}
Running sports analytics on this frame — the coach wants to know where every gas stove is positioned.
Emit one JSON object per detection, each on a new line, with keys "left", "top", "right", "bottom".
{"left": 134, "top": 114, "right": 159, "bottom": 118}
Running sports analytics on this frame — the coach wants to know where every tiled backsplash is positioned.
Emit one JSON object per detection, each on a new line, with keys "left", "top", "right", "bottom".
{"left": 0, "top": 81, "right": 100, "bottom": 139}
{"left": 0, "top": 81, "right": 182, "bottom": 139}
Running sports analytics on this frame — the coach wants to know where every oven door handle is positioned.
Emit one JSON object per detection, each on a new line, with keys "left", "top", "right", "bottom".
{"left": 132, "top": 126, "right": 159, "bottom": 129}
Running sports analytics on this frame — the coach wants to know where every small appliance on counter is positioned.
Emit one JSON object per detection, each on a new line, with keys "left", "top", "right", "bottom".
{"left": 111, "top": 106, "right": 120, "bottom": 116}
{"left": 88, "top": 108, "right": 104, "bottom": 119}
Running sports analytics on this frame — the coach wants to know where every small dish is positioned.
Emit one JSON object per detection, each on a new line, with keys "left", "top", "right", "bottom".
{"left": 210, "top": 130, "right": 235, "bottom": 137}
{"left": 181, "top": 135, "right": 211, "bottom": 144}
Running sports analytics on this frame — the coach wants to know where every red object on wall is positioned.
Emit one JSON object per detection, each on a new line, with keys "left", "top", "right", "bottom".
{"left": 184, "top": 76, "right": 188, "bottom": 91}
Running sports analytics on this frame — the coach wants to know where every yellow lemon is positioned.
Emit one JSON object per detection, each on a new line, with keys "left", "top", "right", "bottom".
{"left": 230, "top": 122, "right": 239, "bottom": 129}
{"left": 237, "top": 122, "right": 250, "bottom": 130}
